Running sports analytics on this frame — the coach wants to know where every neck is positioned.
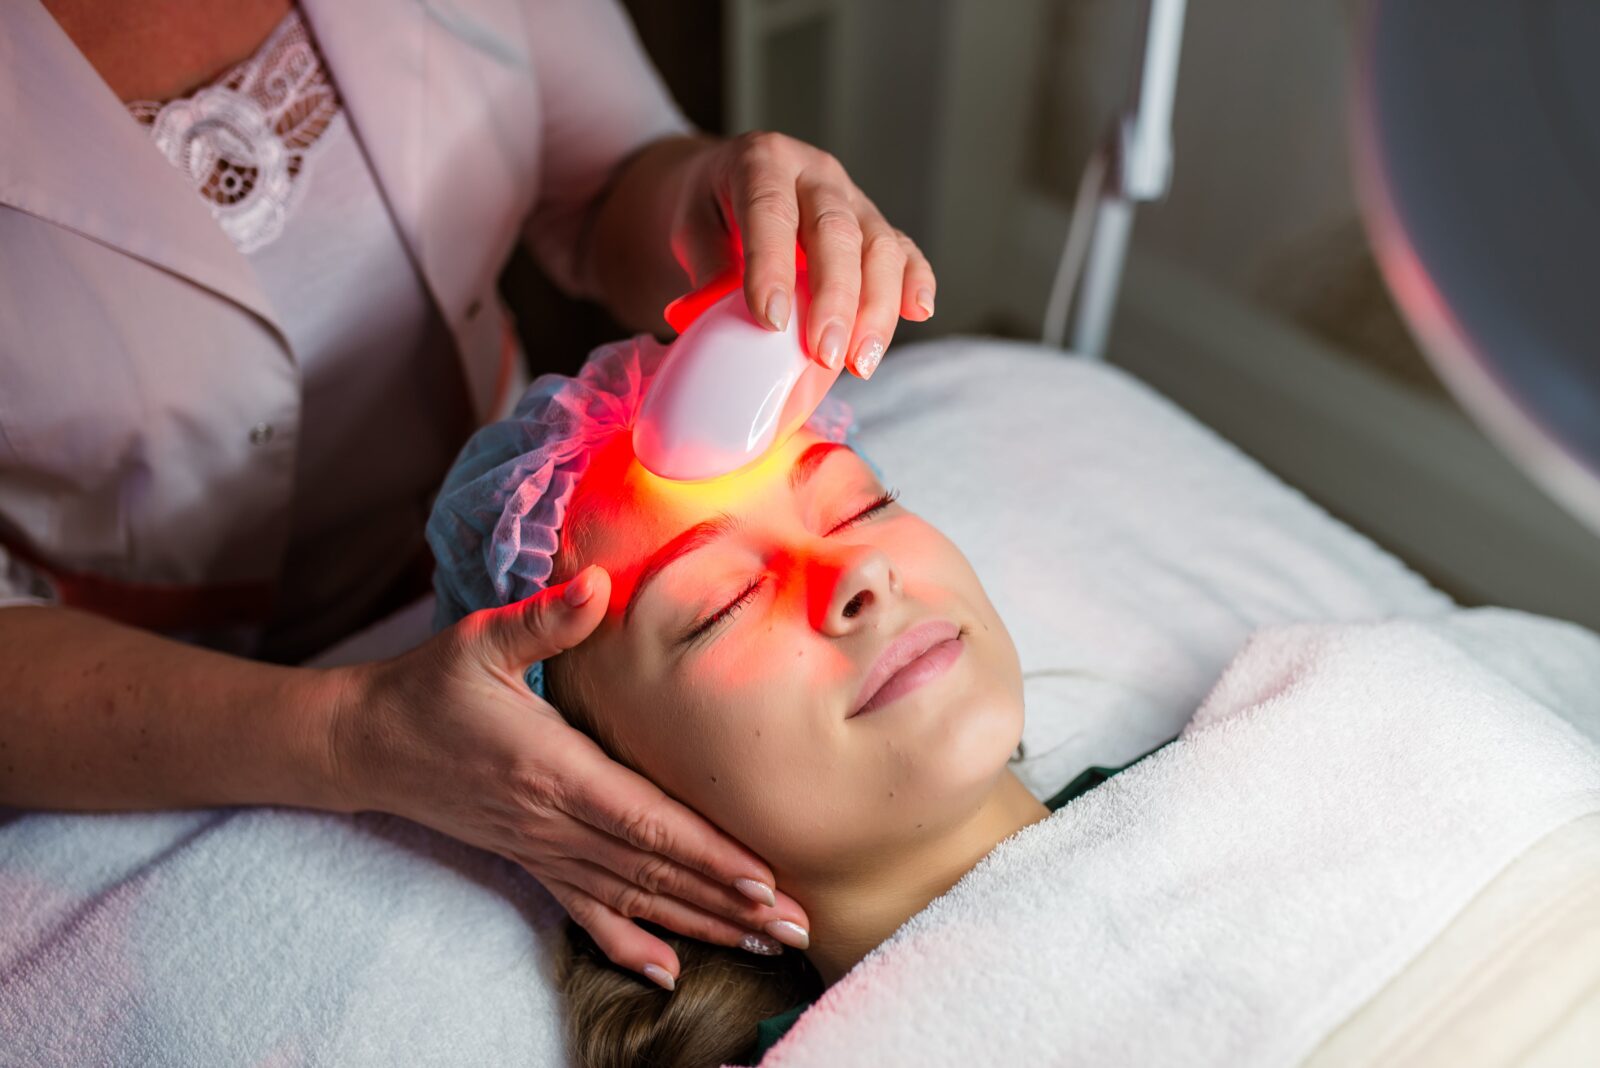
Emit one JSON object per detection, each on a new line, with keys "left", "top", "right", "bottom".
{"left": 793, "top": 770, "right": 1050, "bottom": 986}
{"left": 42, "top": 0, "right": 293, "bottom": 103}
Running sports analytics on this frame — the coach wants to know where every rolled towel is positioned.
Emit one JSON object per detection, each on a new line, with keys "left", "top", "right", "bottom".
{"left": 757, "top": 607, "right": 1600, "bottom": 1067}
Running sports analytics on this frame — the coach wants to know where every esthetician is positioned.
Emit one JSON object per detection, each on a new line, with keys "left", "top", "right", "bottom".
{"left": 0, "top": 0, "right": 936, "bottom": 981}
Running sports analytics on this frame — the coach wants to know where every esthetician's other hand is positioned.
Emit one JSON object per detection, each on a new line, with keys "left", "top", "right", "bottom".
{"left": 669, "top": 130, "right": 938, "bottom": 380}
{"left": 326, "top": 564, "right": 809, "bottom": 988}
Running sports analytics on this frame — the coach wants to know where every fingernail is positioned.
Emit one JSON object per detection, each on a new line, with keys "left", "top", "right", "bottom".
{"left": 734, "top": 877, "right": 776, "bottom": 907}
{"left": 642, "top": 963, "right": 676, "bottom": 991}
{"left": 854, "top": 336, "right": 884, "bottom": 379}
{"left": 764, "top": 919, "right": 810, "bottom": 950}
{"left": 819, "top": 322, "right": 847, "bottom": 370}
{"left": 916, "top": 287, "right": 935, "bottom": 318}
{"left": 563, "top": 571, "right": 593, "bottom": 607}
{"left": 765, "top": 289, "right": 791, "bottom": 332}
{"left": 740, "top": 932, "right": 785, "bottom": 956}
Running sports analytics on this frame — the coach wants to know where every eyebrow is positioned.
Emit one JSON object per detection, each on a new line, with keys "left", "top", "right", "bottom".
{"left": 788, "top": 440, "right": 847, "bottom": 491}
{"left": 623, "top": 441, "right": 849, "bottom": 624}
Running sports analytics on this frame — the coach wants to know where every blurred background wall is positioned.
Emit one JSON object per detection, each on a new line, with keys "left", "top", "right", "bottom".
{"left": 1028, "top": 0, "right": 1441, "bottom": 395}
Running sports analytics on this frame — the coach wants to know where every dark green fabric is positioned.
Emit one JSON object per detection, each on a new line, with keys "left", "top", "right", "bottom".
{"left": 737, "top": 737, "right": 1178, "bottom": 1064}
{"left": 750, "top": 1003, "right": 808, "bottom": 1060}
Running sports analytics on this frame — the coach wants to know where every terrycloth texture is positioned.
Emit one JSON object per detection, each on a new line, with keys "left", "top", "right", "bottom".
{"left": 0, "top": 807, "right": 571, "bottom": 1066}
{"left": 425, "top": 332, "right": 854, "bottom": 696}
{"left": 0, "top": 340, "right": 1455, "bottom": 1066}
{"left": 759, "top": 607, "right": 1600, "bottom": 1068}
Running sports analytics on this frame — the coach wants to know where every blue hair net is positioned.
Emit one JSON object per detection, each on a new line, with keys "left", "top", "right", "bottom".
{"left": 426, "top": 333, "right": 867, "bottom": 700}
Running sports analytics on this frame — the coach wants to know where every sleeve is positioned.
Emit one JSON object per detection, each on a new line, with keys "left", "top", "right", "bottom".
{"left": 522, "top": 0, "right": 694, "bottom": 296}
{"left": 0, "top": 541, "right": 57, "bottom": 611}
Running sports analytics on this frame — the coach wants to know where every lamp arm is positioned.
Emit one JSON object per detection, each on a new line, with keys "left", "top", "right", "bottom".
{"left": 1044, "top": 0, "right": 1187, "bottom": 356}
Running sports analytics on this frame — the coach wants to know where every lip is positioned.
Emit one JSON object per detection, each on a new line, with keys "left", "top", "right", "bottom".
{"left": 848, "top": 619, "right": 964, "bottom": 718}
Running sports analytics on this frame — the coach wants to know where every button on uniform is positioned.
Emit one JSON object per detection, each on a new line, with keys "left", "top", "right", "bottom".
{"left": 249, "top": 422, "right": 274, "bottom": 446}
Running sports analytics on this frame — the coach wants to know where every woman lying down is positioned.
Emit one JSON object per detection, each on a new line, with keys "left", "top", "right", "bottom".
{"left": 428, "top": 338, "right": 1600, "bottom": 1068}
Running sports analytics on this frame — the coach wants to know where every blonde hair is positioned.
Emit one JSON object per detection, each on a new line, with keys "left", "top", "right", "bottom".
{"left": 544, "top": 652, "right": 822, "bottom": 1067}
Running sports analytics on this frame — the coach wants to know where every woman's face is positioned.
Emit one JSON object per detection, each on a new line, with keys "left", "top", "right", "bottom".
{"left": 552, "top": 427, "right": 1024, "bottom": 881}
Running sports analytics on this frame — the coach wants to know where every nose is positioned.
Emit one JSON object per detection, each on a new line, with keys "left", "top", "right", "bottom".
{"left": 810, "top": 545, "right": 901, "bottom": 634}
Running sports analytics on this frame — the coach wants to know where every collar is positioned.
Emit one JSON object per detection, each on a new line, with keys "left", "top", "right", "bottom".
{"left": 0, "top": 0, "right": 288, "bottom": 349}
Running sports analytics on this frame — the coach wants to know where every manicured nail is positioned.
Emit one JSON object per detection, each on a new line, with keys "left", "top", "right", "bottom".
{"left": 563, "top": 571, "right": 593, "bottom": 607}
{"left": 740, "top": 932, "right": 785, "bottom": 956}
{"left": 819, "top": 322, "right": 847, "bottom": 370}
{"left": 764, "top": 919, "right": 810, "bottom": 950}
{"left": 854, "top": 336, "right": 884, "bottom": 379}
{"left": 734, "top": 877, "right": 776, "bottom": 907}
{"left": 916, "top": 287, "right": 935, "bottom": 318}
{"left": 641, "top": 963, "right": 676, "bottom": 991}
{"left": 765, "top": 289, "right": 791, "bottom": 332}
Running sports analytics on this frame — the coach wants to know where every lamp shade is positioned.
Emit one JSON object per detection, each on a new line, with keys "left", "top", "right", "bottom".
{"left": 1353, "top": 0, "right": 1600, "bottom": 535}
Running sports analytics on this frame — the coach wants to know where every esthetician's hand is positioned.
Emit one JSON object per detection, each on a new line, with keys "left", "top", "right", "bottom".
{"left": 326, "top": 564, "right": 810, "bottom": 988}
{"left": 670, "top": 130, "right": 938, "bottom": 380}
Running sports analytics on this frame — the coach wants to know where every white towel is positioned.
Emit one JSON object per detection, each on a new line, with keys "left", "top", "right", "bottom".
{"left": 758, "top": 607, "right": 1600, "bottom": 1068}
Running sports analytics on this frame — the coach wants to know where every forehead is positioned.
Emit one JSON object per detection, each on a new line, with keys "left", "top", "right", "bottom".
{"left": 561, "top": 426, "right": 841, "bottom": 577}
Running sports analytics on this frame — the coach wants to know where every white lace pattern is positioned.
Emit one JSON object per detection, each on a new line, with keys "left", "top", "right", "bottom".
{"left": 128, "top": 9, "right": 341, "bottom": 254}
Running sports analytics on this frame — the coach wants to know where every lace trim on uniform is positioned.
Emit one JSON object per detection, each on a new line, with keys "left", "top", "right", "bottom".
{"left": 127, "top": 8, "right": 342, "bottom": 254}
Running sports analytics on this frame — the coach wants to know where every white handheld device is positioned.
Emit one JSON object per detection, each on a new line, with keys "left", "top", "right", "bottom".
{"left": 633, "top": 272, "right": 842, "bottom": 481}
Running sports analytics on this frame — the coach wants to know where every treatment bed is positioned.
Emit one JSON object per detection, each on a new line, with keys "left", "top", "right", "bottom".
{"left": 4, "top": 339, "right": 1597, "bottom": 1066}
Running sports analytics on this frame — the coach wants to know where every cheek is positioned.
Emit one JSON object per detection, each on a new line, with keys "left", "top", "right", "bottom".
{"left": 694, "top": 600, "right": 859, "bottom": 714}
{"left": 579, "top": 610, "right": 852, "bottom": 857}
{"left": 638, "top": 660, "right": 846, "bottom": 858}
{"left": 918, "top": 526, "right": 1012, "bottom": 640}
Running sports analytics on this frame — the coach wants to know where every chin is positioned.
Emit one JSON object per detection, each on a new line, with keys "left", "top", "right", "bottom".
{"left": 942, "top": 688, "right": 1025, "bottom": 780}
{"left": 890, "top": 663, "right": 1026, "bottom": 810}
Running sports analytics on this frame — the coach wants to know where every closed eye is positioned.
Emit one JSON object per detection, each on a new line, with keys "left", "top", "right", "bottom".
{"left": 682, "top": 577, "right": 764, "bottom": 645}
{"left": 826, "top": 488, "right": 900, "bottom": 535}
{"left": 680, "top": 487, "right": 902, "bottom": 645}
